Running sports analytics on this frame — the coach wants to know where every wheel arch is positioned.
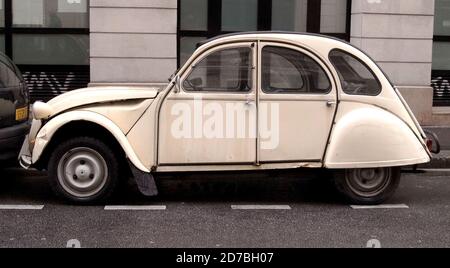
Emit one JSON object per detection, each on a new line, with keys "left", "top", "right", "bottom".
{"left": 324, "top": 104, "right": 431, "bottom": 169}
{"left": 32, "top": 111, "right": 149, "bottom": 173}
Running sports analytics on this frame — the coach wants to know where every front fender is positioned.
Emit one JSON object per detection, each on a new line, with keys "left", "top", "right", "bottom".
{"left": 32, "top": 110, "right": 149, "bottom": 173}
{"left": 325, "top": 104, "right": 431, "bottom": 169}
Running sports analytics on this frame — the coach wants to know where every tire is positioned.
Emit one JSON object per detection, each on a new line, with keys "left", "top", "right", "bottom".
{"left": 48, "top": 137, "right": 119, "bottom": 204}
{"left": 334, "top": 167, "right": 401, "bottom": 205}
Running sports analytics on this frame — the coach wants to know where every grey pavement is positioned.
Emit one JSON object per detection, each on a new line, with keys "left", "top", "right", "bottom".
{"left": 0, "top": 168, "right": 449, "bottom": 248}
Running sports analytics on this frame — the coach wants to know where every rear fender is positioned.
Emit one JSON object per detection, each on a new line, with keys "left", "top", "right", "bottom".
{"left": 325, "top": 103, "right": 430, "bottom": 169}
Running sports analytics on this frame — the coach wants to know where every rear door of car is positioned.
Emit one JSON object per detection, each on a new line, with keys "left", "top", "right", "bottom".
{"left": 257, "top": 42, "right": 337, "bottom": 164}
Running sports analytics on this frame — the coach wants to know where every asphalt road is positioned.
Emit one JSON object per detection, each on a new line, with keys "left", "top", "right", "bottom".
{"left": 0, "top": 168, "right": 449, "bottom": 248}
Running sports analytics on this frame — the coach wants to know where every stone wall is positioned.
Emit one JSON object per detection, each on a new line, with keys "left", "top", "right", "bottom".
{"left": 351, "top": 0, "right": 435, "bottom": 124}
{"left": 89, "top": 0, "right": 177, "bottom": 85}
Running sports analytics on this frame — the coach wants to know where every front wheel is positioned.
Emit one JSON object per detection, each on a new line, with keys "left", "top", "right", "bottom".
{"left": 48, "top": 137, "right": 119, "bottom": 204}
{"left": 334, "top": 167, "right": 401, "bottom": 205}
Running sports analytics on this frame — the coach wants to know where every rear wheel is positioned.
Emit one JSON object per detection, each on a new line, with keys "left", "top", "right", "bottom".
{"left": 48, "top": 137, "right": 119, "bottom": 204}
{"left": 334, "top": 167, "right": 401, "bottom": 205}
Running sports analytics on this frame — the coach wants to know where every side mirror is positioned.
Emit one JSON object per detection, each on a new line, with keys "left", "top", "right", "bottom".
{"left": 173, "top": 75, "right": 181, "bottom": 93}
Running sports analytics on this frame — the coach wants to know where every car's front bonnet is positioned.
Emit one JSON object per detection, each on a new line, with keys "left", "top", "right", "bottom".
{"left": 44, "top": 86, "right": 160, "bottom": 118}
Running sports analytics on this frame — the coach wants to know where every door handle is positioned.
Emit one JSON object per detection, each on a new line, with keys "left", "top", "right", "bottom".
{"left": 245, "top": 96, "right": 255, "bottom": 105}
{"left": 326, "top": 100, "right": 337, "bottom": 107}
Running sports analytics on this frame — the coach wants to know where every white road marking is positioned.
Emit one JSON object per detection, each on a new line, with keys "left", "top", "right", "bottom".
{"left": 104, "top": 205, "right": 167, "bottom": 211}
{"left": 0, "top": 205, "right": 44, "bottom": 210}
{"left": 231, "top": 205, "right": 291, "bottom": 210}
{"left": 350, "top": 204, "right": 409, "bottom": 210}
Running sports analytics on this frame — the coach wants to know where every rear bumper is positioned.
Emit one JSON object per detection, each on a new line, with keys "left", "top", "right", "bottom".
{"left": 0, "top": 122, "right": 30, "bottom": 162}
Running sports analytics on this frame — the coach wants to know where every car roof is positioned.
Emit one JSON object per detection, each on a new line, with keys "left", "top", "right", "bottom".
{"left": 197, "top": 31, "right": 350, "bottom": 48}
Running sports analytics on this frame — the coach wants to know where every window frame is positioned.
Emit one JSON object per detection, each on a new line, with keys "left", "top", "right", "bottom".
{"left": 432, "top": 0, "right": 450, "bottom": 106}
{"left": 328, "top": 48, "right": 382, "bottom": 97}
{"left": 261, "top": 45, "right": 332, "bottom": 95}
{"left": 177, "top": 0, "right": 353, "bottom": 67}
{"left": 181, "top": 43, "right": 255, "bottom": 94}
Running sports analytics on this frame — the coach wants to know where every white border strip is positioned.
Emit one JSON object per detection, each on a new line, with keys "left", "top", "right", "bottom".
{"left": 0, "top": 205, "right": 44, "bottom": 210}
{"left": 231, "top": 205, "right": 291, "bottom": 210}
{"left": 104, "top": 205, "right": 167, "bottom": 211}
{"left": 351, "top": 204, "right": 409, "bottom": 210}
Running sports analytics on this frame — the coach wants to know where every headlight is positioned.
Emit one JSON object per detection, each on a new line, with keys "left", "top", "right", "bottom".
{"left": 32, "top": 101, "right": 53, "bottom": 120}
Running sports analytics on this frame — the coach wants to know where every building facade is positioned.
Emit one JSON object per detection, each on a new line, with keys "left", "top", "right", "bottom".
{"left": 1, "top": 0, "right": 449, "bottom": 125}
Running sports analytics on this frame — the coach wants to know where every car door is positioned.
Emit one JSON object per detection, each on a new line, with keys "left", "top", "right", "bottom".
{"left": 158, "top": 42, "right": 257, "bottom": 165}
{"left": 258, "top": 42, "right": 337, "bottom": 163}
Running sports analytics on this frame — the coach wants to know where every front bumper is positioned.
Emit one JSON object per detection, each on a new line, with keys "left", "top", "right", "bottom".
{"left": 0, "top": 121, "right": 30, "bottom": 162}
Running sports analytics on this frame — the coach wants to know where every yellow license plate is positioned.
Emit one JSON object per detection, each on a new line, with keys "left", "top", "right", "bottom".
{"left": 15, "top": 107, "right": 28, "bottom": 121}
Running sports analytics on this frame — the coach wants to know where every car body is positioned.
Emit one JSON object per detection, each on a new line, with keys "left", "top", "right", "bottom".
{"left": 20, "top": 32, "right": 433, "bottom": 204}
{"left": 0, "top": 52, "right": 29, "bottom": 166}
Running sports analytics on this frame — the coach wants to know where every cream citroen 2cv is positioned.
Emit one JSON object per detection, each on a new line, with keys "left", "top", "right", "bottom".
{"left": 20, "top": 32, "right": 435, "bottom": 205}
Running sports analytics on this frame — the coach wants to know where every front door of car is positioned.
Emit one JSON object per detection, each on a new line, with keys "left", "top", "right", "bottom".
{"left": 158, "top": 42, "right": 257, "bottom": 165}
{"left": 257, "top": 42, "right": 337, "bottom": 163}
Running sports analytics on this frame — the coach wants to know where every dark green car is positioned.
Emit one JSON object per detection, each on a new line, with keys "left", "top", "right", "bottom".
{"left": 0, "top": 52, "right": 29, "bottom": 166}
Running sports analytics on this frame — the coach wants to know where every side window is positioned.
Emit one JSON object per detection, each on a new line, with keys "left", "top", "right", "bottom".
{"left": 261, "top": 46, "right": 331, "bottom": 94}
{"left": 329, "top": 50, "right": 382, "bottom": 96}
{"left": 183, "top": 47, "right": 253, "bottom": 92}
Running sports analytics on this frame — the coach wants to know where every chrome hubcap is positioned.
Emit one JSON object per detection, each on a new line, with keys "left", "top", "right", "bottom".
{"left": 346, "top": 168, "right": 391, "bottom": 198}
{"left": 57, "top": 147, "right": 108, "bottom": 198}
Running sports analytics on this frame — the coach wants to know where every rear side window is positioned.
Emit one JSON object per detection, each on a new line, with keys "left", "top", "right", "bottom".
{"left": 329, "top": 50, "right": 381, "bottom": 96}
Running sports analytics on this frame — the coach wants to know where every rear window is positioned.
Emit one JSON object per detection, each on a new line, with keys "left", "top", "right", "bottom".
{"left": 329, "top": 49, "right": 381, "bottom": 96}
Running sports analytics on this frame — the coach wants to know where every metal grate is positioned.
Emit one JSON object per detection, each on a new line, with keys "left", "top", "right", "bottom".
{"left": 432, "top": 71, "right": 450, "bottom": 107}
{"left": 19, "top": 66, "right": 90, "bottom": 103}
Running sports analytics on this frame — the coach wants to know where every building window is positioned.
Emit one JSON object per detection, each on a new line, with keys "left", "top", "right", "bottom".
{"left": 178, "top": 0, "right": 352, "bottom": 66}
{"left": 0, "top": 0, "right": 90, "bottom": 101}
{"left": 432, "top": 0, "right": 450, "bottom": 106}
{"left": 221, "top": 0, "right": 258, "bottom": 32}
{"left": 13, "top": 0, "right": 88, "bottom": 28}
{"left": 0, "top": 0, "right": 5, "bottom": 52}
{"left": 271, "top": 0, "right": 308, "bottom": 32}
